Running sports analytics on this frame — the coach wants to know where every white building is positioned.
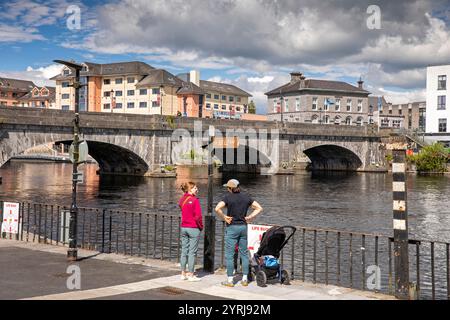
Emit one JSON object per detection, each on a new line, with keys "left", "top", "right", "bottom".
{"left": 426, "top": 64, "right": 450, "bottom": 146}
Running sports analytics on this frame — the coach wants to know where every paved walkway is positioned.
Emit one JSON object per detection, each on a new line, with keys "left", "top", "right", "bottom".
{"left": 0, "top": 240, "right": 394, "bottom": 300}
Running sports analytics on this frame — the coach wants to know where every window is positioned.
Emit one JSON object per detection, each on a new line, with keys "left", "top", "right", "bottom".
{"left": 284, "top": 99, "right": 289, "bottom": 112}
{"left": 206, "top": 103, "right": 211, "bottom": 109}
{"left": 389, "top": 110, "right": 392, "bottom": 114}
{"left": 324, "top": 115, "right": 329, "bottom": 124}
{"left": 127, "top": 90, "right": 135, "bottom": 96}
{"left": 115, "top": 90, "right": 123, "bottom": 97}
{"left": 104, "top": 91, "right": 111, "bottom": 97}
{"left": 115, "top": 103, "right": 123, "bottom": 109}
{"left": 296, "top": 98, "right": 300, "bottom": 111}
{"left": 229, "top": 96, "right": 234, "bottom": 102}
{"left": 236, "top": 107, "right": 241, "bottom": 112}
{"left": 62, "top": 94, "right": 70, "bottom": 99}
{"left": 222, "top": 95, "right": 226, "bottom": 100}
{"left": 357, "top": 99, "right": 363, "bottom": 112}
{"left": 206, "top": 93, "right": 211, "bottom": 99}
{"left": 419, "top": 108, "right": 426, "bottom": 132}
{"left": 438, "top": 95, "right": 446, "bottom": 110}
{"left": 63, "top": 69, "right": 70, "bottom": 76}
{"left": 152, "top": 88, "right": 160, "bottom": 95}
{"left": 127, "top": 77, "right": 135, "bottom": 84}
{"left": 237, "top": 97, "right": 241, "bottom": 102}
{"left": 139, "top": 102, "right": 147, "bottom": 108}
{"left": 214, "top": 94, "right": 219, "bottom": 100}
{"left": 438, "top": 75, "right": 447, "bottom": 90}
{"left": 213, "top": 104, "right": 219, "bottom": 110}
{"left": 62, "top": 82, "right": 69, "bottom": 88}
{"left": 139, "top": 89, "right": 147, "bottom": 95}
{"left": 323, "top": 98, "right": 329, "bottom": 111}
{"left": 312, "top": 97, "right": 318, "bottom": 110}
{"left": 335, "top": 98, "right": 340, "bottom": 111}
{"left": 115, "top": 78, "right": 123, "bottom": 84}
{"left": 152, "top": 101, "right": 159, "bottom": 107}
{"left": 127, "top": 102, "right": 135, "bottom": 108}
{"left": 222, "top": 105, "right": 226, "bottom": 110}
{"left": 103, "top": 103, "right": 110, "bottom": 109}
{"left": 439, "top": 119, "right": 447, "bottom": 132}
{"left": 399, "top": 109, "right": 402, "bottom": 115}
{"left": 346, "top": 99, "right": 352, "bottom": 112}
{"left": 103, "top": 79, "right": 110, "bottom": 85}
{"left": 62, "top": 105, "right": 70, "bottom": 111}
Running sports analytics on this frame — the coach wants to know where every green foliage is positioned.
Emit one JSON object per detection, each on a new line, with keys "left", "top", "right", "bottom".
{"left": 409, "top": 143, "right": 449, "bottom": 173}
{"left": 163, "top": 165, "right": 175, "bottom": 172}
{"left": 248, "top": 100, "right": 256, "bottom": 114}
{"left": 385, "top": 154, "right": 393, "bottom": 163}
{"left": 166, "top": 115, "right": 176, "bottom": 129}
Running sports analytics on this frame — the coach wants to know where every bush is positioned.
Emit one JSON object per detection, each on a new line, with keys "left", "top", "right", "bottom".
{"left": 409, "top": 143, "right": 449, "bottom": 173}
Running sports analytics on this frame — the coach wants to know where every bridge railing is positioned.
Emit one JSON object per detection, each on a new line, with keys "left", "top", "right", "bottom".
{"left": 1, "top": 200, "right": 449, "bottom": 300}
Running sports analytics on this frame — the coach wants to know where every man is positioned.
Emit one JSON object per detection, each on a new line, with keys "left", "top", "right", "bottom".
{"left": 215, "top": 179, "right": 263, "bottom": 287}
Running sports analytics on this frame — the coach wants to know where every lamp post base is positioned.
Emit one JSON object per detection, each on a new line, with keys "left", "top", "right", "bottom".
{"left": 67, "top": 248, "right": 78, "bottom": 262}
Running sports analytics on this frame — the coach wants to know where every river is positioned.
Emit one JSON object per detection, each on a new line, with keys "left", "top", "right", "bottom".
{"left": 1, "top": 161, "right": 449, "bottom": 242}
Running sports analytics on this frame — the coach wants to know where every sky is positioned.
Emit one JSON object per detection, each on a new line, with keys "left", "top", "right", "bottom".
{"left": 0, "top": 0, "right": 449, "bottom": 114}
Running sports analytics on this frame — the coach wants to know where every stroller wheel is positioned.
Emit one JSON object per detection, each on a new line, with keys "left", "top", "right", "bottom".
{"left": 281, "top": 270, "right": 290, "bottom": 285}
{"left": 256, "top": 270, "right": 267, "bottom": 287}
{"left": 249, "top": 271, "right": 256, "bottom": 282}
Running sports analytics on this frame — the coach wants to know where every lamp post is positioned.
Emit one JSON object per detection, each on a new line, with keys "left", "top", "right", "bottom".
{"left": 280, "top": 95, "right": 284, "bottom": 123}
{"left": 202, "top": 126, "right": 216, "bottom": 272}
{"left": 54, "top": 59, "right": 84, "bottom": 262}
{"left": 319, "top": 107, "right": 323, "bottom": 124}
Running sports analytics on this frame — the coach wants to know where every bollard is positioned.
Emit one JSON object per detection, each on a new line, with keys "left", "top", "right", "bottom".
{"left": 392, "top": 148, "right": 410, "bottom": 300}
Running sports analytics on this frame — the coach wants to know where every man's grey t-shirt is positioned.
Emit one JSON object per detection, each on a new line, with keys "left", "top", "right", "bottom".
{"left": 222, "top": 192, "right": 254, "bottom": 225}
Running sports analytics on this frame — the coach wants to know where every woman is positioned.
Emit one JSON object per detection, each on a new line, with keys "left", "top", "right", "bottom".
{"left": 179, "top": 181, "right": 203, "bottom": 281}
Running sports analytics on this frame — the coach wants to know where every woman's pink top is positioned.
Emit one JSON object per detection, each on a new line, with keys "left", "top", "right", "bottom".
{"left": 179, "top": 193, "right": 203, "bottom": 230}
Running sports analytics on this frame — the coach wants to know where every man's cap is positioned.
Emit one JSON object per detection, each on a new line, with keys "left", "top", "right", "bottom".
{"left": 223, "top": 179, "right": 240, "bottom": 188}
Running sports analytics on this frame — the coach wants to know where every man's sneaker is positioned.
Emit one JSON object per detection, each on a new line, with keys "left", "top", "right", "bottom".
{"left": 241, "top": 280, "right": 249, "bottom": 287}
{"left": 187, "top": 275, "right": 201, "bottom": 282}
{"left": 221, "top": 281, "right": 235, "bottom": 287}
{"left": 180, "top": 275, "right": 188, "bottom": 280}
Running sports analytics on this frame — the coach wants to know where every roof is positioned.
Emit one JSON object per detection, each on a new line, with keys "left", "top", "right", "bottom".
{"left": 18, "top": 86, "right": 56, "bottom": 101}
{"left": 177, "top": 82, "right": 205, "bottom": 95}
{"left": 265, "top": 79, "right": 370, "bottom": 96}
{"left": 136, "top": 69, "right": 184, "bottom": 88}
{"left": 199, "top": 80, "right": 252, "bottom": 97}
{"left": 0, "top": 77, "right": 35, "bottom": 92}
{"left": 51, "top": 61, "right": 155, "bottom": 80}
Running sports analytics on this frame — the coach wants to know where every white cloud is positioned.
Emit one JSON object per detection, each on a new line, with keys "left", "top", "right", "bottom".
{"left": 0, "top": 24, "right": 45, "bottom": 42}
{"left": 0, "top": 64, "right": 62, "bottom": 87}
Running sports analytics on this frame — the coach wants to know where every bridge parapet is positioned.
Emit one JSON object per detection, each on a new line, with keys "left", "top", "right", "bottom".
{"left": 0, "top": 106, "right": 378, "bottom": 138}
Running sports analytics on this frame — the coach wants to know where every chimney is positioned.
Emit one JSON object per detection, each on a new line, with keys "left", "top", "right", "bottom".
{"left": 190, "top": 70, "right": 200, "bottom": 86}
{"left": 290, "top": 72, "right": 303, "bottom": 83}
{"left": 299, "top": 74, "right": 306, "bottom": 89}
{"left": 357, "top": 77, "right": 364, "bottom": 89}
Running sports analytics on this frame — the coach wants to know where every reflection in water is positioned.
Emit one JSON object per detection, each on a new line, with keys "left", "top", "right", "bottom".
{"left": 1, "top": 161, "right": 450, "bottom": 241}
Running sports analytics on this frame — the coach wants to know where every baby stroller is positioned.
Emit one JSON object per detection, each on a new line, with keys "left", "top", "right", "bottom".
{"left": 251, "top": 226, "right": 296, "bottom": 287}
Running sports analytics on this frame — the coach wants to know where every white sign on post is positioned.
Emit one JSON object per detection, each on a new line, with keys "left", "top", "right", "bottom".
{"left": 247, "top": 224, "right": 272, "bottom": 257}
{"left": 1, "top": 202, "right": 20, "bottom": 234}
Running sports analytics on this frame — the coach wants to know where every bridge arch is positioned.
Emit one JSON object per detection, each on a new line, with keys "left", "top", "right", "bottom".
{"left": 303, "top": 144, "right": 363, "bottom": 171}
{"left": 214, "top": 144, "right": 272, "bottom": 174}
{"left": 56, "top": 140, "right": 149, "bottom": 176}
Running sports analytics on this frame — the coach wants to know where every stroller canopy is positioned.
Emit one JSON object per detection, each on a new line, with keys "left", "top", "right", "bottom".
{"left": 256, "top": 226, "right": 286, "bottom": 259}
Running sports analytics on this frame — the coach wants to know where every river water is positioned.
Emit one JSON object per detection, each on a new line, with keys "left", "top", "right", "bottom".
{"left": 1, "top": 161, "right": 449, "bottom": 242}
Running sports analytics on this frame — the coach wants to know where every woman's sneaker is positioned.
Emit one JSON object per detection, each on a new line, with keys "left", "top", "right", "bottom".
{"left": 187, "top": 275, "right": 201, "bottom": 282}
{"left": 221, "top": 281, "right": 235, "bottom": 287}
{"left": 180, "top": 274, "right": 188, "bottom": 280}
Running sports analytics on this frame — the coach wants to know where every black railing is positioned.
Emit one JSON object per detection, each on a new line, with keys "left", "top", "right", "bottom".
{"left": 1, "top": 200, "right": 449, "bottom": 300}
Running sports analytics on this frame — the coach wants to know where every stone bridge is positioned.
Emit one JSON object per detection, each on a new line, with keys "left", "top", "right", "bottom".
{"left": 0, "top": 107, "right": 387, "bottom": 176}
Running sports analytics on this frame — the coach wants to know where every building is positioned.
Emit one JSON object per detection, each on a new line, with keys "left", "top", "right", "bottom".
{"left": 51, "top": 62, "right": 254, "bottom": 119}
{"left": 426, "top": 64, "right": 450, "bottom": 145}
{"left": 177, "top": 70, "right": 253, "bottom": 119}
{"left": 17, "top": 86, "right": 56, "bottom": 108}
{"left": 265, "top": 72, "right": 371, "bottom": 125}
{"left": 0, "top": 77, "right": 35, "bottom": 107}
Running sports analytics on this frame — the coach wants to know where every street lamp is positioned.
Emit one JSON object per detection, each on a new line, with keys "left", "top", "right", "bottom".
{"left": 202, "top": 126, "right": 215, "bottom": 272}
{"left": 319, "top": 107, "right": 323, "bottom": 124}
{"left": 279, "top": 95, "right": 284, "bottom": 123}
{"left": 110, "top": 89, "right": 115, "bottom": 113}
{"left": 54, "top": 59, "right": 84, "bottom": 262}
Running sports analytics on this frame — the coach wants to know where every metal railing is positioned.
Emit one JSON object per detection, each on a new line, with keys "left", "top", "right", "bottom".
{"left": 1, "top": 200, "right": 449, "bottom": 300}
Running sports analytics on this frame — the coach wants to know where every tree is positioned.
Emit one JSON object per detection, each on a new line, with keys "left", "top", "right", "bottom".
{"left": 248, "top": 100, "right": 256, "bottom": 114}
{"left": 409, "top": 142, "right": 449, "bottom": 173}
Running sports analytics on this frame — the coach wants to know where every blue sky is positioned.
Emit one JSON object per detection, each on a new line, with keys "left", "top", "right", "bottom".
{"left": 1, "top": 0, "right": 449, "bottom": 113}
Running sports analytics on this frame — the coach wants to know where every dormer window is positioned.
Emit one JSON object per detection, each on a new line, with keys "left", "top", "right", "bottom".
{"left": 32, "top": 88, "right": 39, "bottom": 97}
{"left": 63, "top": 68, "right": 70, "bottom": 76}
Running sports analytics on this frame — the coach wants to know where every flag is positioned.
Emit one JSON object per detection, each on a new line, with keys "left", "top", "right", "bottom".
{"left": 325, "top": 98, "right": 335, "bottom": 106}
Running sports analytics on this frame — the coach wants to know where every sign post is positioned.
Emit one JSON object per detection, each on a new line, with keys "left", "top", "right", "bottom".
{"left": 1, "top": 202, "right": 20, "bottom": 238}
{"left": 392, "top": 148, "right": 410, "bottom": 299}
